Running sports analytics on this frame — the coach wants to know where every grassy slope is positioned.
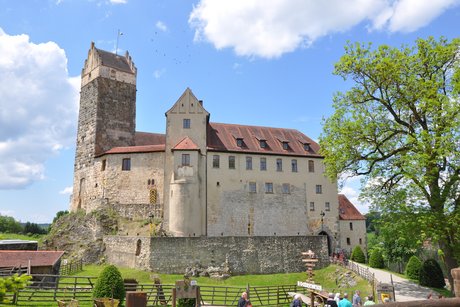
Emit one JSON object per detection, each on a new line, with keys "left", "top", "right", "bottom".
{"left": 73, "top": 264, "right": 372, "bottom": 293}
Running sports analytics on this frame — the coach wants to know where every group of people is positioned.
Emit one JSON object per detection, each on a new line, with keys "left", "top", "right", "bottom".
{"left": 324, "top": 290, "right": 375, "bottom": 307}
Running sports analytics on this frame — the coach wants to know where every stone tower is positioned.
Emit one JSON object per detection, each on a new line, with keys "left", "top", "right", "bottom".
{"left": 164, "top": 88, "right": 209, "bottom": 236}
{"left": 71, "top": 42, "right": 137, "bottom": 212}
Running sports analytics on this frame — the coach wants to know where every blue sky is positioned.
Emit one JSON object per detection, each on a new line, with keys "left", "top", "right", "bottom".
{"left": 1, "top": 0, "right": 459, "bottom": 223}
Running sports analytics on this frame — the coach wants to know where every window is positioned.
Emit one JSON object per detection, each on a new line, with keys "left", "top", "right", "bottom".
{"left": 346, "top": 238, "right": 351, "bottom": 245}
{"left": 325, "top": 202, "right": 330, "bottom": 212}
{"left": 282, "top": 183, "right": 290, "bottom": 194}
{"left": 260, "top": 157, "right": 267, "bottom": 171}
{"left": 212, "top": 155, "right": 220, "bottom": 168}
{"left": 101, "top": 159, "right": 106, "bottom": 171}
{"left": 349, "top": 222, "right": 353, "bottom": 231}
{"left": 236, "top": 138, "right": 244, "bottom": 147}
{"left": 276, "top": 158, "right": 283, "bottom": 172}
{"left": 246, "top": 156, "right": 252, "bottom": 170}
{"left": 308, "top": 160, "right": 315, "bottom": 172}
{"left": 229, "top": 156, "right": 236, "bottom": 169}
{"left": 181, "top": 154, "right": 190, "bottom": 166}
{"left": 183, "top": 118, "right": 191, "bottom": 129}
{"left": 249, "top": 182, "right": 257, "bottom": 193}
{"left": 309, "top": 202, "right": 315, "bottom": 211}
{"left": 316, "top": 184, "right": 322, "bottom": 194}
{"left": 122, "top": 158, "right": 131, "bottom": 171}
{"left": 291, "top": 159, "right": 298, "bottom": 172}
{"left": 304, "top": 143, "right": 311, "bottom": 151}
{"left": 359, "top": 238, "right": 362, "bottom": 245}
{"left": 260, "top": 140, "right": 267, "bottom": 148}
{"left": 265, "top": 182, "right": 273, "bottom": 193}
{"left": 282, "top": 142, "right": 289, "bottom": 150}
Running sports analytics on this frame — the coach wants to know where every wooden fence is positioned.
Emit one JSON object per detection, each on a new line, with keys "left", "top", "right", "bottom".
{"left": 8, "top": 274, "right": 310, "bottom": 306}
{"left": 59, "top": 259, "right": 83, "bottom": 276}
{"left": 346, "top": 261, "right": 378, "bottom": 299}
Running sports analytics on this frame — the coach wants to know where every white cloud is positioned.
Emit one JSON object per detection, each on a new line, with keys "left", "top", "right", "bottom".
{"left": 59, "top": 186, "right": 73, "bottom": 195}
{"left": 109, "top": 0, "right": 127, "bottom": 4}
{"left": 155, "top": 21, "right": 168, "bottom": 32}
{"left": 374, "top": 0, "right": 460, "bottom": 32}
{"left": 0, "top": 28, "right": 79, "bottom": 189}
{"left": 153, "top": 68, "right": 166, "bottom": 79}
{"left": 189, "top": 0, "right": 460, "bottom": 58}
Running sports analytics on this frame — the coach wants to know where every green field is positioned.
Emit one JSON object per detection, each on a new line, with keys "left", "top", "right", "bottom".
{"left": 1, "top": 263, "right": 372, "bottom": 306}
{"left": 0, "top": 232, "right": 45, "bottom": 244}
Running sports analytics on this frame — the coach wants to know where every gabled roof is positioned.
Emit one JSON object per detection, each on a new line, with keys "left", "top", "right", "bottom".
{"left": 172, "top": 137, "right": 200, "bottom": 151}
{"left": 207, "top": 122, "right": 321, "bottom": 157}
{"left": 338, "top": 194, "right": 365, "bottom": 220}
{"left": 95, "top": 47, "right": 135, "bottom": 74}
{"left": 0, "top": 251, "right": 64, "bottom": 268}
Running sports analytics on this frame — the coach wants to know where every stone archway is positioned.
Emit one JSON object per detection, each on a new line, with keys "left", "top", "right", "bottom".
{"left": 318, "top": 231, "right": 332, "bottom": 255}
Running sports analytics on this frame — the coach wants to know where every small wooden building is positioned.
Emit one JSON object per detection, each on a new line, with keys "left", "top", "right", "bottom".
{"left": 0, "top": 250, "right": 64, "bottom": 282}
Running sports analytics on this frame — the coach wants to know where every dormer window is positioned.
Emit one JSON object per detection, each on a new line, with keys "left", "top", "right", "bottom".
{"left": 303, "top": 142, "right": 311, "bottom": 151}
{"left": 260, "top": 140, "right": 267, "bottom": 148}
{"left": 236, "top": 138, "right": 244, "bottom": 147}
{"left": 282, "top": 141, "right": 289, "bottom": 150}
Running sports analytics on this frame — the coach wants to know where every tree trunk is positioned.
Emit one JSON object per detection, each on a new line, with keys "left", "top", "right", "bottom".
{"left": 439, "top": 240, "right": 459, "bottom": 295}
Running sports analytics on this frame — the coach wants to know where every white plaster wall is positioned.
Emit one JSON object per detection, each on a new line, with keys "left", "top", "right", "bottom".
{"left": 339, "top": 219, "right": 367, "bottom": 254}
{"left": 206, "top": 153, "right": 339, "bottom": 239}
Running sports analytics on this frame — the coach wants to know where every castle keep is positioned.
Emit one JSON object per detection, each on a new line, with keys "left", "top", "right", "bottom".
{"left": 71, "top": 43, "right": 366, "bottom": 272}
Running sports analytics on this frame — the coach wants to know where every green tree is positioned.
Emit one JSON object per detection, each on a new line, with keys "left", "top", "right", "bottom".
{"left": 351, "top": 245, "right": 366, "bottom": 263}
{"left": 0, "top": 215, "right": 23, "bottom": 233}
{"left": 320, "top": 36, "right": 460, "bottom": 289}
{"left": 368, "top": 249, "right": 384, "bottom": 268}
{"left": 92, "top": 265, "right": 125, "bottom": 304}
{"left": 405, "top": 255, "right": 422, "bottom": 280}
{"left": 419, "top": 259, "right": 445, "bottom": 288}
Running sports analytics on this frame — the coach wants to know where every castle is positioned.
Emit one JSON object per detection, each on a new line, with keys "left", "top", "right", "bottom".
{"left": 70, "top": 43, "right": 366, "bottom": 271}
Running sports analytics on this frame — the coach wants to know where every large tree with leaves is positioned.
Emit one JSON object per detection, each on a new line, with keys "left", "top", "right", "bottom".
{"left": 320, "top": 37, "right": 460, "bottom": 289}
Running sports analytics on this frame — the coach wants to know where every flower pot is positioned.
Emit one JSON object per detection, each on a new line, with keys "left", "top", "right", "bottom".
{"left": 93, "top": 298, "right": 120, "bottom": 307}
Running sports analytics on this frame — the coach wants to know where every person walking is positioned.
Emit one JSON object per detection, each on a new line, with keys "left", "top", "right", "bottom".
{"left": 352, "top": 290, "right": 362, "bottom": 307}
{"left": 338, "top": 293, "right": 352, "bottom": 307}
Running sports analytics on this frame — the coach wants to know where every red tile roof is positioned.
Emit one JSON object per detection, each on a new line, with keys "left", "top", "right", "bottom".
{"left": 135, "top": 132, "right": 165, "bottom": 146}
{"left": 103, "top": 145, "right": 165, "bottom": 155}
{"left": 0, "top": 251, "right": 64, "bottom": 268}
{"left": 338, "top": 194, "right": 365, "bottom": 220}
{"left": 101, "top": 123, "right": 322, "bottom": 157}
{"left": 207, "top": 122, "right": 321, "bottom": 157}
{"left": 172, "top": 137, "right": 200, "bottom": 151}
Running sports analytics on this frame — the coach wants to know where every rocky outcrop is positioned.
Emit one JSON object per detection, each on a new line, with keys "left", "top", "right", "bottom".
{"left": 43, "top": 208, "right": 119, "bottom": 263}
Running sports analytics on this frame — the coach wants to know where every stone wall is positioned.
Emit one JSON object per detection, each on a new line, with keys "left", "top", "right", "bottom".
{"left": 103, "top": 235, "right": 328, "bottom": 274}
{"left": 103, "top": 236, "right": 151, "bottom": 270}
{"left": 111, "top": 203, "right": 163, "bottom": 221}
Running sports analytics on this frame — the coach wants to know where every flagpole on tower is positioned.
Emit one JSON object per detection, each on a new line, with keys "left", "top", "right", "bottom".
{"left": 115, "top": 29, "right": 123, "bottom": 55}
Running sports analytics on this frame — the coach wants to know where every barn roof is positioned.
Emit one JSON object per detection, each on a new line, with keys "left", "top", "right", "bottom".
{"left": 0, "top": 251, "right": 65, "bottom": 268}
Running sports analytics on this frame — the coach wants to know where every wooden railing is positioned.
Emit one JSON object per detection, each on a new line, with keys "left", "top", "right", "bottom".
{"left": 59, "top": 259, "right": 83, "bottom": 275}
{"left": 12, "top": 274, "right": 311, "bottom": 306}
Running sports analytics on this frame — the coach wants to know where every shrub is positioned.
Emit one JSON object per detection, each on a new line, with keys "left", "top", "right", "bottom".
{"left": 419, "top": 259, "right": 445, "bottom": 288}
{"left": 368, "top": 249, "right": 384, "bottom": 268}
{"left": 92, "top": 265, "right": 125, "bottom": 303}
{"left": 351, "top": 246, "right": 366, "bottom": 263}
{"left": 405, "top": 255, "right": 422, "bottom": 280}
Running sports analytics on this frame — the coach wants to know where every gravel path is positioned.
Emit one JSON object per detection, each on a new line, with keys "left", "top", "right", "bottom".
{"left": 350, "top": 261, "right": 438, "bottom": 302}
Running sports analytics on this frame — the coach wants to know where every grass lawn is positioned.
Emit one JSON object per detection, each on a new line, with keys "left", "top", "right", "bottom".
{"left": 0, "top": 232, "right": 45, "bottom": 244}
{"left": 71, "top": 263, "right": 372, "bottom": 294}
